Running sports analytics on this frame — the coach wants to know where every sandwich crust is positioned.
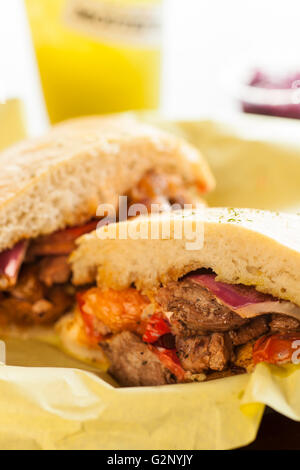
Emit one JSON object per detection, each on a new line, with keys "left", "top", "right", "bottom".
{"left": 70, "top": 208, "right": 300, "bottom": 306}
{"left": 0, "top": 114, "right": 214, "bottom": 252}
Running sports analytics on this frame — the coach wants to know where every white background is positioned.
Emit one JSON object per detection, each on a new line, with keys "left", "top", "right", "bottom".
{"left": 1, "top": 0, "right": 300, "bottom": 134}
{"left": 162, "top": 0, "right": 300, "bottom": 116}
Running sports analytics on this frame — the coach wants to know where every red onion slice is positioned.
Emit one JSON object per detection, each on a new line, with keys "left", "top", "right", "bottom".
{"left": 188, "top": 273, "right": 300, "bottom": 321}
{"left": 0, "top": 240, "right": 28, "bottom": 288}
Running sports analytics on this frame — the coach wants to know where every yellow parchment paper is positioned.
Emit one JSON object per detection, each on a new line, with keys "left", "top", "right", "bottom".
{"left": 2, "top": 337, "right": 300, "bottom": 450}
{"left": 2, "top": 116, "right": 300, "bottom": 450}
{"left": 142, "top": 114, "right": 300, "bottom": 212}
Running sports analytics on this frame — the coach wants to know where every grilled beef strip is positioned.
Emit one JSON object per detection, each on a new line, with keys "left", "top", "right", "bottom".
{"left": 176, "top": 332, "right": 232, "bottom": 373}
{"left": 0, "top": 286, "right": 73, "bottom": 325}
{"left": 38, "top": 256, "right": 71, "bottom": 287}
{"left": 229, "top": 316, "right": 269, "bottom": 346}
{"left": 101, "top": 331, "right": 178, "bottom": 386}
{"left": 9, "top": 265, "right": 45, "bottom": 303}
{"left": 269, "top": 314, "right": 300, "bottom": 332}
{"left": 157, "top": 279, "right": 248, "bottom": 334}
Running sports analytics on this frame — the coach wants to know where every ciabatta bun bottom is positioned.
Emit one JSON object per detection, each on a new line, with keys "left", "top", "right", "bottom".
{"left": 56, "top": 313, "right": 109, "bottom": 370}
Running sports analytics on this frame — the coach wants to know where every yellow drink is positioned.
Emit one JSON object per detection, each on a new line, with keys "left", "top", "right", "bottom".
{"left": 25, "top": 0, "right": 162, "bottom": 123}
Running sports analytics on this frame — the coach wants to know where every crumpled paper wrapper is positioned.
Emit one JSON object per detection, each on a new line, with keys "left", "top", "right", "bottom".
{"left": 1, "top": 337, "right": 300, "bottom": 449}
{"left": 142, "top": 114, "right": 300, "bottom": 212}
{"left": 2, "top": 116, "right": 300, "bottom": 450}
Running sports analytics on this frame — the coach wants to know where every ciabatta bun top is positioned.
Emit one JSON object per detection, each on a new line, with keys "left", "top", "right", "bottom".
{"left": 70, "top": 208, "right": 300, "bottom": 306}
{"left": 0, "top": 114, "right": 214, "bottom": 251}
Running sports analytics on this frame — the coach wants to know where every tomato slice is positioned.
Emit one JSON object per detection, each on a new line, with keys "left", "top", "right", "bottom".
{"left": 253, "top": 332, "right": 300, "bottom": 365}
{"left": 142, "top": 313, "right": 171, "bottom": 344}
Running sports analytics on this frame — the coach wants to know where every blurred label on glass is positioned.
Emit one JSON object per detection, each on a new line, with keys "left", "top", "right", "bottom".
{"left": 64, "top": 0, "right": 162, "bottom": 46}
{"left": 25, "top": 0, "right": 162, "bottom": 124}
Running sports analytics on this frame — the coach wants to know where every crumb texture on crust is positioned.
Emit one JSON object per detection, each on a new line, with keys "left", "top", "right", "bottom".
{"left": 0, "top": 114, "right": 214, "bottom": 252}
{"left": 70, "top": 208, "right": 300, "bottom": 306}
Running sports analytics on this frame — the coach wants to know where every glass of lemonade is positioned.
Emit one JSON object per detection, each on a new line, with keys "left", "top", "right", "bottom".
{"left": 25, "top": 0, "right": 163, "bottom": 124}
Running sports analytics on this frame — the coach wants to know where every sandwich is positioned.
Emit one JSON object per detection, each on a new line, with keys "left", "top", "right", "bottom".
{"left": 0, "top": 114, "right": 214, "bottom": 335}
{"left": 59, "top": 208, "right": 300, "bottom": 386}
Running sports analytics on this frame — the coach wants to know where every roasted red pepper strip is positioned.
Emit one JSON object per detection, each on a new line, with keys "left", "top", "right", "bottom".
{"left": 142, "top": 313, "right": 171, "bottom": 344}
{"left": 142, "top": 314, "right": 185, "bottom": 380}
{"left": 77, "top": 292, "right": 103, "bottom": 344}
{"left": 253, "top": 332, "right": 300, "bottom": 365}
{"left": 150, "top": 346, "right": 185, "bottom": 382}
{"left": 29, "top": 220, "right": 99, "bottom": 256}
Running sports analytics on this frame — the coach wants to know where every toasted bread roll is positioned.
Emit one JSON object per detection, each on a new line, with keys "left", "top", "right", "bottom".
{"left": 0, "top": 114, "right": 214, "bottom": 252}
{"left": 71, "top": 208, "right": 300, "bottom": 306}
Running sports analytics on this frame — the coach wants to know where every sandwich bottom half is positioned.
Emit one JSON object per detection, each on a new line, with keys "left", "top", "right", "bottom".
{"left": 57, "top": 269, "right": 300, "bottom": 387}
{"left": 0, "top": 169, "right": 199, "bottom": 337}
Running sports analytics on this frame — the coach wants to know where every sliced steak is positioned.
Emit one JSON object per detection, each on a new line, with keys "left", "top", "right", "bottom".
{"left": 0, "top": 285, "right": 72, "bottom": 325}
{"left": 101, "top": 331, "right": 178, "bottom": 387}
{"left": 229, "top": 316, "right": 269, "bottom": 346}
{"left": 44, "top": 286, "right": 73, "bottom": 322}
{"left": 0, "top": 298, "right": 35, "bottom": 325}
{"left": 157, "top": 279, "right": 247, "bottom": 335}
{"left": 176, "top": 335, "right": 210, "bottom": 373}
{"left": 269, "top": 314, "right": 300, "bottom": 332}
{"left": 38, "top": 256, "right": 71, "bottom": 287}
{"left": 9, "top": 265, "right": 45, "bottom": 303}
{"left": 209, "top": 333, "right": 233, "bottom": 370}
{"left": 176, "top": 333, "right": 232, "bottom": 373}
{"left": 234, "top": 341, "right": 255, "bottom": 371}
